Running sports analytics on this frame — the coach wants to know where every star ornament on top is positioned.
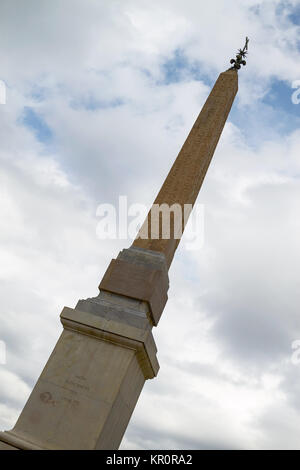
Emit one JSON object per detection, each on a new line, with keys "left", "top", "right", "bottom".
{"left": 229, "top": 37, "right": 249, "bottom": 70}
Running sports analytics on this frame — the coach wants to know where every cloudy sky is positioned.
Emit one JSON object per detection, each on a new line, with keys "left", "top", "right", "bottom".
{"left": 1, "top": 0, "right": 300, "bottom": 450}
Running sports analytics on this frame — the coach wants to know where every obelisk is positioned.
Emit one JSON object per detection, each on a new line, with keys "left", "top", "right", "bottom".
{"left": 0, "top": 39, "right": 248, "bottom": 450}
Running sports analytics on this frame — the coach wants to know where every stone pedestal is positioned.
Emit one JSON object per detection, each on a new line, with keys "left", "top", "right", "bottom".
{"left": 0, "top": 305, "right": 158, "bottom": 450}
{"left": 0, "top": 247, "right": 166, "bottom": 450}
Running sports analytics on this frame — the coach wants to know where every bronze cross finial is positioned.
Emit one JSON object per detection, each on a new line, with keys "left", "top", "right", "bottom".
{"left": 229, "top": 37, "right": 249, "bottom": 70}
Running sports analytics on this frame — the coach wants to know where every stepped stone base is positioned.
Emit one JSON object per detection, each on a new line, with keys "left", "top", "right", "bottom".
{"left": 0, "top": 248, "right": 166, "bottom": 450}
{"left": 0, "top": 303, "right": 158, "bottom": 450}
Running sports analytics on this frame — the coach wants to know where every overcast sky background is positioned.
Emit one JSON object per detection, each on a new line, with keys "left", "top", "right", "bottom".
{"left": 1, "top": 0, "right": 300, "bottom": 450}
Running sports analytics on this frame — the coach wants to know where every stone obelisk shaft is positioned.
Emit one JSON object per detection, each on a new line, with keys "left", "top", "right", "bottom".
{"left": 133, "top": 69, "right": 238, "bottom": 267}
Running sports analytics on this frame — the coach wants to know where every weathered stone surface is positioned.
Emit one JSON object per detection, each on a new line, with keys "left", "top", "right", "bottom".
{"left": 0, "top": 440, "right": 18, "bottom": 450}
{"left": 99, "top": 258, "right": 168, "bottom": 326}
{"left": 76, "top": 292, "right": 151, "bottom": 328}
{"left": 133, "top": 70, "right": 238, "bottom": 267}
{"left": 61, "top": 307, "right": 159, "bottom": 379}
{"left": 98, "top": 246, "right": 169, "bottom": 326}
{"left": 0, "top": 305, "right": 158, "bottom": 450}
